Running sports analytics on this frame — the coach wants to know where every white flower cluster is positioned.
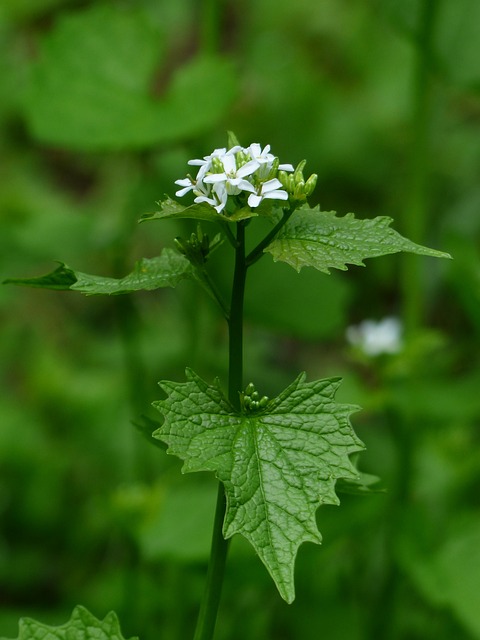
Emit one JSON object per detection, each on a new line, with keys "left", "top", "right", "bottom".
{"left": 175, "top": 143, "right": 294, "bottom": 214}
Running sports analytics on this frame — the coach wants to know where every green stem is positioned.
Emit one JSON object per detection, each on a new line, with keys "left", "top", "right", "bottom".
{"left": 192, "top": 222, "right": 247, "bottom": 640}
{"left": 245, "top": 206, "right": 296, "bottom": 268}
{"left": 193, "top": 484, "right": 230, "bottom": 640}
{"left": 228, "top": 221, "right": 247, "bottom": 406}
{"left": 401, "top": 0, "right": 440, "bottom": 334}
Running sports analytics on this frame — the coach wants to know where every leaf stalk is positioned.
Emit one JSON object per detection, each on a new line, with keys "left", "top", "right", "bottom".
{"left": 245, "top": 205, "right": 296, "bottom": 268}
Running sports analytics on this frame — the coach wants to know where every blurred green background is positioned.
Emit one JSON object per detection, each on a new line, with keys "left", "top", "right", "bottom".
{"left": 1, "top": 0, "right": 479, "bottom": 638}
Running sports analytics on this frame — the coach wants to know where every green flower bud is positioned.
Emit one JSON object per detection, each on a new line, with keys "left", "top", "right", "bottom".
{"left": 251, "top": 391, "right": 259, "bottom": 401}
{"left": 174, "top": 237, "right": 188, "bottom": 255}
{"left": 190, "top": 232, "right": 199, "bottom": 249}
{"left": 201, "top": 233, "right": 210, "bottom": 255}
{"left": 259, "top": 396, "right": 270, "bottom": 408}
{"left": 211, "top": 157, "right": 224, "bottom": 173}
{"left": 294, "top": 181, "right": 306, "bottom": 200}
{"left": 245, "top": 382, "right": 255, "bottom": 396}
{"left": 267, "top": 157, "right": 280, "bottom": 181}
{"left": 305, "top": 174, "right": 318, "bottom": 196}
{"left": 244, "top": 394, "right": 252, "bottom": 407}
{"left": 278, "top": 170, "right": 289, "bottom": 189}
{"left": 294, "top": 160, "right": 307, "bottom": 183}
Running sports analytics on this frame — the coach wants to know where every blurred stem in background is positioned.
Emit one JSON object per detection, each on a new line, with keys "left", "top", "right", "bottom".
{"left": 369, "top": 3, "right": 442, "bottom": 638}
{"left": 200, "top": 0, "right": 223, "bottom": 55}
{"left": 401, "top": 0, "right": 440, "bottom": 334}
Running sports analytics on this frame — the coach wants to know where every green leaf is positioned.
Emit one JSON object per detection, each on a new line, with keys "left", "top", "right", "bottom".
{"left": 141, "top": 196, "right": 258, "bottom": 224}
{"left": 265, "top": 206, "right": 451, "bottom": 273}
{"left": 24, "top": 4, "right": 237, "bottom": 150}
{"left": 153, "top": 369, "right": 364, "bottom": 603}
{"left": 3, "top": 263, "right": 77, "bottom": 290}
{"left": 1, "top": 605, "right": 137, "bottom": 640}
{"left": 4, "top": 249, "right": 192, "bottom": 295}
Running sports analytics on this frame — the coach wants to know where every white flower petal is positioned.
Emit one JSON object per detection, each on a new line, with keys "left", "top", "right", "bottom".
{"left": 248, "top": 194, "right": 263, "bottom": 208}
{"left": 222, "top": 154, "right": 237, "bottom": 173}
{"left": 230, "top": 178, "right": 256, "bottom": 193}
{"left": 175, "top": 177, "right": 193, "bottom": 187}
{"left": 263, "top": 189, "right": 288, "bottom": 200}
{"left": 237, "top": 159, "right": 260, "bottom": 178}
{"left": 204, "top": 173, "right": 227, "bottom": 184}
{"left": 175, "top": 186, "right": 194, "bottom": 197}
{"left": 262, "top": 178, "right": 283, "bottom": 192}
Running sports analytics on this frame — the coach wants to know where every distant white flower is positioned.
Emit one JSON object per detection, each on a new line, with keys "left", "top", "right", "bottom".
{"left": 247, "top": 178, "right": 289, "bottom": 208}
{"left": 346, "top": 317, "right": 403, "bottom": 356}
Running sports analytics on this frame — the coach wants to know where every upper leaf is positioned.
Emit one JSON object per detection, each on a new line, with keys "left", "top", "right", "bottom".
{"left": 153, "top": 369, "right": 364, "bottom": 603}
{"left": 265, "top": 207, "right": 451, "bottom": 273}
{"left": 0, "top": 605, "right": 137, "bottom": 640}
{"left": 4, "top": 249, "right": 192, "bottom": 295}
{"left": 141, "top": 196, "right": 259, "bottom": 224}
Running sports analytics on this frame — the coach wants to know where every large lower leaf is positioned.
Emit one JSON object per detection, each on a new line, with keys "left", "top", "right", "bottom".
{"left": 153, "top": 369, "right": 364, "bottom": 603}
{"left": 265, "top": 207, "right": 451, "bottom": 273}
{"left": 1, "top": 605, "right": 137, "bottom": 640}
{"left": 4, "top": 249, "right": 192, "bottom": 295}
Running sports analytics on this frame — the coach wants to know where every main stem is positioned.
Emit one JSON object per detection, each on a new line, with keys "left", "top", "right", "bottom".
{"left": 192, "top": 221, "right": 247, "bottom": 640}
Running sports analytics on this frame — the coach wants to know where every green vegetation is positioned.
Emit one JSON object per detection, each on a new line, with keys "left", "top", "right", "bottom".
{"left": 1, "top": 1, "right": 479, "bottom": 639}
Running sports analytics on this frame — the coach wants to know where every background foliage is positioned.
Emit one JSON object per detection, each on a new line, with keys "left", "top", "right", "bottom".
{"left": 1, "top": 0, "right": 479, "bottom": 638}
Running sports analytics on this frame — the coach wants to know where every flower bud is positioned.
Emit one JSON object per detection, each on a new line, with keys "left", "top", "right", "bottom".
{"left": 211, "top": 157, "right": 224, "bottom": 173}
{"left": 201, "top": 233, "right": 210, "bottom": 254}
{"left": 235, "top": 150, "right": 248, "bottom": 169}
{"left": 174, "top": 237, "right": 188, "bottom": 255}
{"left": 278, "top": 170, "right": 289, "bottom": 189}
{"left": 305, "top": 174, "right": 318, "bottom": 196}
{"left": 190, "top": 232, "right": 199, "bottom": 249}
{"left": 294, "top": 160, "right": 307, "bottom": 183}
{"left": 245, "top": 382, "right": 255, "bottom": 396}
{"left": 294, "top": 181, "right": 306, "bottom": 200}
{"left": 267, "top": 157, "right": 280, "bottom": 181}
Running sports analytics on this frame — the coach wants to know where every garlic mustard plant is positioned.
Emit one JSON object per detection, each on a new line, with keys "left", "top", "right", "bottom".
{"left": 4, "top": 133, "right": 450, "bottom": 640}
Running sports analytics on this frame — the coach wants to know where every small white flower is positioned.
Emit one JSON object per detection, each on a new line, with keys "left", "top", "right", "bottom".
{"left": 188, "top": 146, "right": 241, "bottom": 181}
{"left": 204, "top": 154, "right": 258, "bottom": 196}
{"left": 247, "top": 143, "right": 294, "bottom": 178}
{"left": 193, "top": 181, "right": 228, "bottom": 213}
{"left": 174, "top": 176, "right": 196, "bottom": 198}
{"left": 247, "top": 178, "right": 289, "bottom": 208}
{"left": 346, "top": 317, "right": 403, "bottom": 356}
